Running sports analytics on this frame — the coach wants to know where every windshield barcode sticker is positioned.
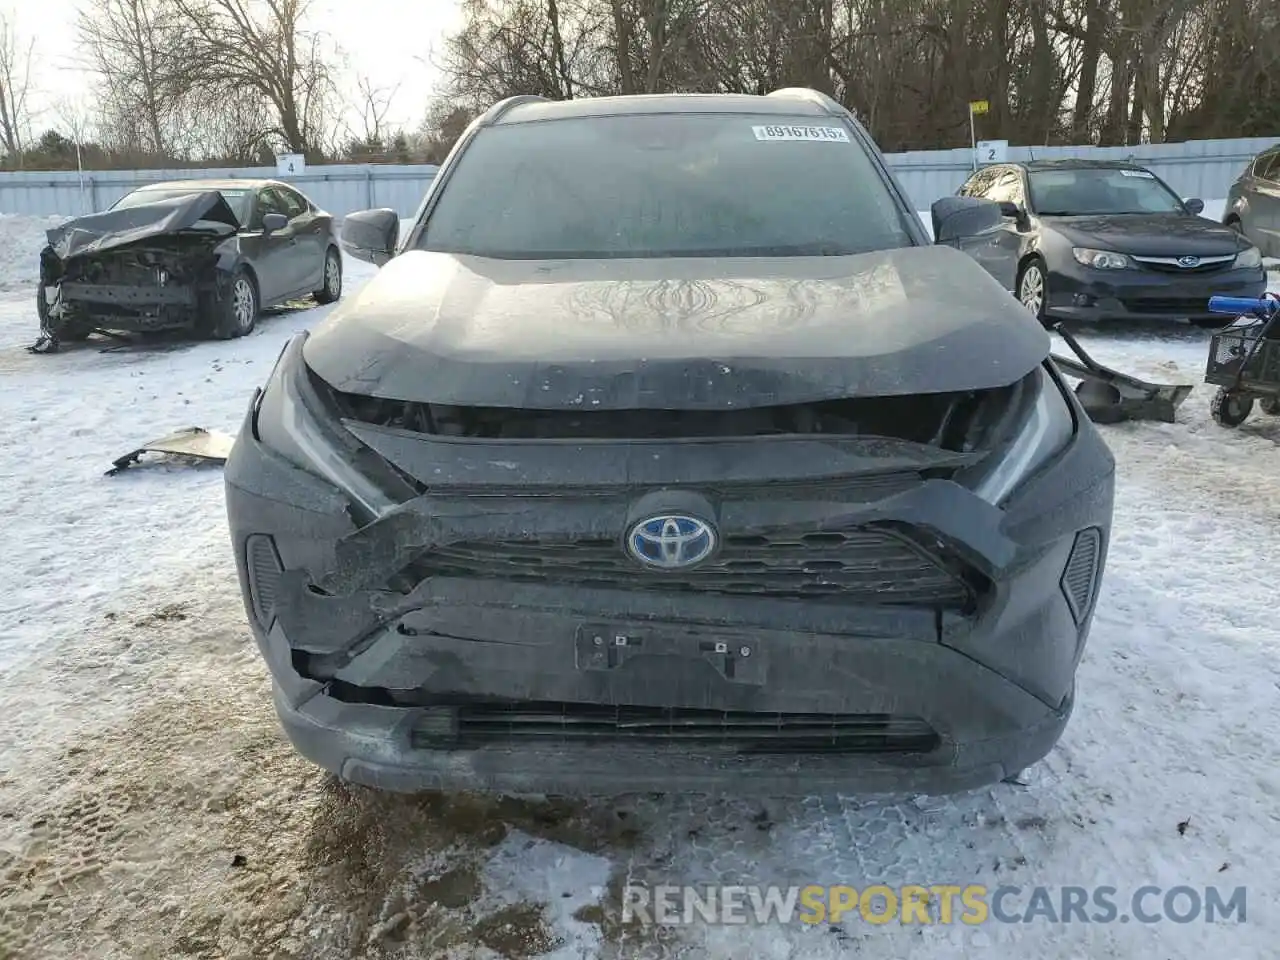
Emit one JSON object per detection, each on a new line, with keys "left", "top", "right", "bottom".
{"left": 752, "top": 125, "right": 850, "bottom": 143}
{"left": 1120, "top": 169, "right": 1155, "bottom": 178}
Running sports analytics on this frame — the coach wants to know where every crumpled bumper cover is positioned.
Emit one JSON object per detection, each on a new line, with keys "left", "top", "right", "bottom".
{"left": 224, "top": 399, "right": 1114, "bottom": 797}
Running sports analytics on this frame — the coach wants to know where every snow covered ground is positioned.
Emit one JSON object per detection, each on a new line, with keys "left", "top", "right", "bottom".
{"left": 2, "top": 211, "right": 1280, "bottom": 959}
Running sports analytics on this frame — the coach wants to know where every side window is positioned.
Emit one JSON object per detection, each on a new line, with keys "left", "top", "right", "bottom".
{"left": 960, "top": 168, "right": 996, "bottom": 198}
{"left": 986, "top": 171, "right": 1024, "bottom": 205}
{"left": 277, "top": 187, "right": 308, "bottom": 218}
{"left": 252, "top": 188, "right": 286, "bottom": 227}
{"left": 1255, "top": 153, "right": 1280, "bottom": 183}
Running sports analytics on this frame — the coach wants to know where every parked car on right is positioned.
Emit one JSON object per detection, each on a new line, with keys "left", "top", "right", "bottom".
{"left": 1224, "top": 145, "right": 1280, "bottom": 257}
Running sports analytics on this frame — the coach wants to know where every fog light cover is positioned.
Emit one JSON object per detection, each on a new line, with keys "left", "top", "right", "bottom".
{"left": 1061, "top": 527, "right": 1103, "bottom": 624}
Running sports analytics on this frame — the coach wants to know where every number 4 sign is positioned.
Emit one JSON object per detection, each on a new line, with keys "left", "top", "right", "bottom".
{"left": 275, "top": 153, "right": 306, "bottom": 176}
{"left": 976, "top": 140, "right": 1009, "bottom": 165}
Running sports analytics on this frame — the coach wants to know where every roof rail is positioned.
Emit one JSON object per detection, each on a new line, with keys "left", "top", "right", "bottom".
{"left": 766, "top": 87, "right": 845, "bottom": 117}
{"left": 479, "top": 94, "right": 550, "bottom": 125}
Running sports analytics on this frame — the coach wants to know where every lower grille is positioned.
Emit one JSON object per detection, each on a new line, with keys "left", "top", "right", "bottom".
{"left": 411, "top": 701, "right": 940, "bottom": 755}
{"left": 414, "top": 528, "right": 974, "bottom": 608}
{"left": 1122, "top": 296, "right": 1211, "bottom": 315}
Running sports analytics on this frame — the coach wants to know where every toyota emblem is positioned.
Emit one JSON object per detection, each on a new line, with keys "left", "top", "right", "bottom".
{"left": 625, "top": 515, "right": 718, "bottom": 570}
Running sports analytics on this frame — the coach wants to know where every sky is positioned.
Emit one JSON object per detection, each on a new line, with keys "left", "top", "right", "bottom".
{"left": 8, "top": 0, "right": 465, "bottom": 139}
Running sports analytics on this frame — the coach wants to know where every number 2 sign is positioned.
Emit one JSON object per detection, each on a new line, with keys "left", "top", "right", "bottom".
{"left": 975, "top": 140, "right": 1009, "bottom": 165}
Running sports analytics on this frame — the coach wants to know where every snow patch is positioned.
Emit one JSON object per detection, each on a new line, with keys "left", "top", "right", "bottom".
{"left": 474, "top": 830, "right": 613, "bottom": 958}
{"left": 0, "top": 213, "right": 66, "bottom": 290}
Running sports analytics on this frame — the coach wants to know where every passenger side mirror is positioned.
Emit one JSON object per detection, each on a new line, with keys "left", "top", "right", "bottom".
{"left": 931, "top": 196, "right": 1004, "bottom": 244}
{"left": 341, "top": 208, "right": 400, "bottom": 266}
{"left": 261, "top": 212, "right": 288, "bottom": 234}
{"left": 1184, "top": 197, "right": 1205, "bottom": 216}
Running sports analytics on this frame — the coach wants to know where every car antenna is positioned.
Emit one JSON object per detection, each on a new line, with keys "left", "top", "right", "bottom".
{"left": 1028, "top": 146, "right": 1036, "bottom": 161}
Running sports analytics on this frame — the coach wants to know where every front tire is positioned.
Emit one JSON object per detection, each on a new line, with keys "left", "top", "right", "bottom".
{"left": 313, "top": 247, "right": 342, "bottom": 304}
{"left": 204, "top": 267, "right": 258, "bottom": 340}
{"left": 1211, "top": 387, "right": 1253, "bottom": 427}
{"left": 1017, "top": 258, "right": 1048, "bottom": 325}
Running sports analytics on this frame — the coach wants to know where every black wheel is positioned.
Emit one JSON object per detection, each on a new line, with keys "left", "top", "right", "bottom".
{"left": 1211, "top": 387, "right": 1253, "bottom": 427}
{"left": 313, "top": 246, "right": 342, "bottom": 304}
{"left": 1261, "top": 396, "right": 1280, "bottom": 416}
{"left": 203, "top": 267, "right": 258, "bottom": 340}
{"left": 37, "top": 283, "right": 91, "bottom": 341}
{"left": 1017, "top": 257, "right": 1048, "bottom": 325}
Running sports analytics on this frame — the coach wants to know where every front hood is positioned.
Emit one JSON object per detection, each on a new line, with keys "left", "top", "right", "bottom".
{"left": 1046, "top": 213, "right": 1251, "bottom": 257}
{"left": 45, "top": 190, "right": 240, "bottom": 262}
{"left": 304, "top": 245, "right": 1049, "bottom": 409}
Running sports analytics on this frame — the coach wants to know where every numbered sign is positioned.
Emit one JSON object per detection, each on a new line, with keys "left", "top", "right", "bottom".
{"left": 275, "top": 153, "right": 306, "bottom": 176}
{"left": 975, "top": 140, "right": 1009, "bottom": 165}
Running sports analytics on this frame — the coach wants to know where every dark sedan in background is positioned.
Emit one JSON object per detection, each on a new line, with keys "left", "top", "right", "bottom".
{"left": 1224, "top": 144, "right": 1280, "bottom": 257}
{"left": 36, "top": 177, "right": 343, "bottom": 346}
{"left": 945, "top": 159, "right": 1266, "bottom": 326}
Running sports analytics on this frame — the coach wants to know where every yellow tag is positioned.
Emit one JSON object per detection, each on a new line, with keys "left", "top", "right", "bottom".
{"left": 969, "top": 100, "right": 989, "bottom": 115}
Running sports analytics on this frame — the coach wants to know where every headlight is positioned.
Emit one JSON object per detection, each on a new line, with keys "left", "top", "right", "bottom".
{"left": 973, "top": 364, "right": 1076, "bottom": 506}
{"left": 1072, "top": 247, "right": 1131, "bottom": 269}
{"left": 255, "top": 332, "right": 396, "bottom": 519}
{"left": 1235, "top": 246, "right": 1263, "bottom": 269}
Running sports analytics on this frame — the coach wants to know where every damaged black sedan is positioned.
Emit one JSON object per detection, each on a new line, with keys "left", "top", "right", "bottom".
{"left": 36, "top": 178, "right": 342, "bottom": 348}
{"left": 225, "top": 90, "right": 1116, "bottom": 798}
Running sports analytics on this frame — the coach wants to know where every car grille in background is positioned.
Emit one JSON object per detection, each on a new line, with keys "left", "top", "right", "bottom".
{"left": 410, "top": 701, "right": 941, "bottom": 755}
{"left": 1060, "top": 526, "right": 1103, "bottom": 625}
{"left": 412, "top": 528, "right": 974, "bottom": 608}
{"left": 1131, "top": 255, "right": 1236, "bottom": 275}
{"left": 1122, "top": 296, "right": 1213, "bottom": 315}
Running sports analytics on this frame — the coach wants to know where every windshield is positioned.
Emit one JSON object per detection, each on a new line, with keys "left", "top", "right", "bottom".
{"left": 113, "top": 187, "right": 252, "bottom": 224}
{"left": 417, "top": 114, "right": 916, "bottom": 259}
{"left": 1028, "top": 168, "right": 1185, "bottom": 216}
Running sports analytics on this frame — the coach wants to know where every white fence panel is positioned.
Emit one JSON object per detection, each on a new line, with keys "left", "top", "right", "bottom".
{"left": 3, "top": 136, "right": 1279, "bottom": 220}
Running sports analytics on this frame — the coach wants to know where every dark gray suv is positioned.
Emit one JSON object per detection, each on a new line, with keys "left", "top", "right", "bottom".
{"left": 224, "top": 89, "right": 1116, "bottom": 798}
{"left": 1224, "top": 145, "right": 1280, "bottom": 256}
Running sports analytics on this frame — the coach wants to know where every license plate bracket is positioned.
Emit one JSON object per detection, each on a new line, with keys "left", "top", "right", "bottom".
{"left": 574, "top": 623, "right": 764, "bottom": 684}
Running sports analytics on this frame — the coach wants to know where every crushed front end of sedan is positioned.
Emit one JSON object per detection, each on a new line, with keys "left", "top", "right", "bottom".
{"left": 35, "top": 190, "right": 243, "bottom": 349}
{"left": 224, "top": 245, "right": 1116, "bottom": 799}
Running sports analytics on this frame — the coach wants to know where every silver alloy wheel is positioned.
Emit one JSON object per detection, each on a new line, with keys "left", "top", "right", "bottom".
{"left": 232, "top": 276, "right": 256, "bottom": 332}
{"left": 1019, "top": 263, "right": 1045, "bottom": 316}
{"left": 324, "top": 251, "right": 341, "bottom": 297}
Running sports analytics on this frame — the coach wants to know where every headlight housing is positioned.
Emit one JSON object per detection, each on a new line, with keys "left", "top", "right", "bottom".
{"left": 1072, "top": 247, "right": 1131, "bottom": 270}
{"left": 254, "top": 332, "right": 398, "bottom": 519}
{"left": 972, "top": 364, "right": 1076, "bottom": 506}
{"left": 1235, "top": 246, "right": 1263, "bottom": 269}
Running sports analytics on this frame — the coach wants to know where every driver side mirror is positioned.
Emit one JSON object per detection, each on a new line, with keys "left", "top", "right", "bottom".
{"left": 261, "top": 212, "right": 288, "bottom": 234}
{"left": 341, "top": 208, "right": 400, "bottom": 266}
{"left": 931, "top": 196, "right": 1004, "bottom": 244}
{"left": 1184, "top": 197, "right": 1205, "bottom": 216}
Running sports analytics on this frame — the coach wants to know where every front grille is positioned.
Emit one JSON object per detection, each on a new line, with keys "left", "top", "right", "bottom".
{"left": 413, "top": 527, "right": 974, "bottom": 608}
{"left": 1132, "top": 258, "right": 1234, "bottom": 275}
{"left": 410, "top": 701, "right": 940, "bottom": 754}
{"left": 1122, "top": 296, "right": 1212, "bottom": 315}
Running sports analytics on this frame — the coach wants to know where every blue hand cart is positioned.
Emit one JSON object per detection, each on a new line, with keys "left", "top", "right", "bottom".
{"left": 1204, "top": 294, "right": 1280, "bottom": 427}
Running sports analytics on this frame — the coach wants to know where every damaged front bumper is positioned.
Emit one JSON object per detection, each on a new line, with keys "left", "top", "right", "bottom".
{"left": 224, "top": 377, "right": 1115, "bottom": 797}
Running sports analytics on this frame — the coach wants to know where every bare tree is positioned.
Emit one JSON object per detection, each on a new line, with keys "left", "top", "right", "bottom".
{"left": 77, "top": 0, "right": 196, "bottom": 157}
{"left": 349, "top": 74, "right": 400, "bottom": 147}
{"left": 169, "top": 0, "right": 338, "bottom": 152}
{"left": 0, "top": 7, "right": 35, "bottom": 158}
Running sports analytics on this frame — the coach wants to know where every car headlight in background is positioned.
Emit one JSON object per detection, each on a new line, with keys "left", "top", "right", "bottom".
{"left": 1234, "top": 246, "right": 1263, "bottom": 269}
{"left": 1072, "top": 247, "right": 1131, "bottom": 270}
{"left": 973, "top": 364, "right": 1076, "bottom": 506}
{"left": 254, "top": 332, "right": 397, "bottom": 520}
